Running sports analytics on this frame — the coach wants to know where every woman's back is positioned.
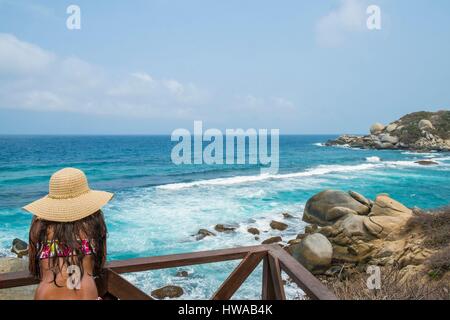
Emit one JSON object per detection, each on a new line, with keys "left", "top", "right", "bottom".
{"left": 35, "top": 256, "right": 98, "bottom": 300}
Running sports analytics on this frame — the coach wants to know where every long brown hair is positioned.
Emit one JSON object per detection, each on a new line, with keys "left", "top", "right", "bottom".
{"left": 28, "top": 210, "right": 107, "bottom": 286}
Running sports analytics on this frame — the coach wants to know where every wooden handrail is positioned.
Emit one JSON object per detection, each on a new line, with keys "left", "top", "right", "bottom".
{"left": 211, "top": 251, "right": 265, "bottom": 300}
{"left": 268, "top": 245, "right": 338, "bottom": 300}
{"left": 0, "top": 244, "right": 337, "bottom": 300}
{"left": 107, "top": 245, "right": 268, "bottom": 274}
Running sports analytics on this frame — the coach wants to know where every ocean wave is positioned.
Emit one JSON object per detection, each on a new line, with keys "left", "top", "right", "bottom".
{"left": 157, "top": 156, "right": 447, "bottom": 191}
{"left": 312, "top": 142, "right": 324, "bottom": 147}
{"left": 157, "top": 163, "right": 381, "bottom": 190}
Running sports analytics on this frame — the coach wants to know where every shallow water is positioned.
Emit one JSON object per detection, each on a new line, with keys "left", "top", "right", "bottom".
{"left": 0, "top": 135, "right": 449, "bottom": 299}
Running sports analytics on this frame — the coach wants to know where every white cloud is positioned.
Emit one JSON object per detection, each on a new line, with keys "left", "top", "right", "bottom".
{"left": 131, "top": 72, "right": 153, "bottom": 82}
{"left": 0, "top": 33, "right": 55, "bottom": 74}
{"left": 316, "top": 0, "right": 367, "bottom": 47}
{"left": 0, "top": 33, "right": 297, "bottom": 126}
{"left": 0, "top": 33, "right": 209, "bottom": 119}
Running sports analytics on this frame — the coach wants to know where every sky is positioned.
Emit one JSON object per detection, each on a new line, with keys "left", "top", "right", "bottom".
{"left": 0, "top": 0, "right": 449, "bottom": 134}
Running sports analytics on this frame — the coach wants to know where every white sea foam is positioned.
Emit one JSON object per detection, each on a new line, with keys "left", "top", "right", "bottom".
{"left": 158, "top": 163, "right": 381, "bottom": 190}
{"left": 313, "top": 142, "right": 324, "bottom": 147}
{"left": 366, "top": 156, "right": 381, "bottom": 163}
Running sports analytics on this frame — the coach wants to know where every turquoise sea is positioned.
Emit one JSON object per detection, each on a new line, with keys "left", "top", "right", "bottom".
{"left": 0, "top": 135, "right": 449, "bottom": 299}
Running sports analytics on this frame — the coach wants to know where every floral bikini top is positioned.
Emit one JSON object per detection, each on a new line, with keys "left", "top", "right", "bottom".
{"left": 38, "top": 239, "right": 95, "bottom": 259}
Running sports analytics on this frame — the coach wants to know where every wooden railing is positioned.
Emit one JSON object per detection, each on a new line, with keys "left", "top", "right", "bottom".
{"left": 0, "top": 244, "right": 337, "bottom": 300}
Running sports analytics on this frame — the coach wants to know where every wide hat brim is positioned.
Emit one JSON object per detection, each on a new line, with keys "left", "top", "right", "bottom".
{"left": 23, "top": 190, "right": 114, "bottom": 222}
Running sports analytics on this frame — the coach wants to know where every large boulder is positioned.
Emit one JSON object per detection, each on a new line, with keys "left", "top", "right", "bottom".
{"left": 290, "top": 233, "right": 333, "bottom": 274}
{"left": 335, "top": 214, "right": 372, "bottom": 239}
{"left": 386, "top": 123, "right": 398, "bottom": 132}
{"left": 418, "top": 119, "right": 434, "bottom": 131}
{"left": 303, "top": 190, "right": 370, "bottom": 226}
{"left": 363, "top": 195, "right": 412, "bottom": 238}
{"left": 379, "top": 133, "right": 399, "bottom": 144}
{"left": 370, "top": 123, "right": 385, "bottom": 134}
{"left": 370, "top": 194, "right": 412, "bottom": 217}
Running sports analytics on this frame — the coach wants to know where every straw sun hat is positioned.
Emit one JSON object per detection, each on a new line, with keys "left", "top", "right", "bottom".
{"left": 23, "top": 168, "right": 114, "bottom": 222}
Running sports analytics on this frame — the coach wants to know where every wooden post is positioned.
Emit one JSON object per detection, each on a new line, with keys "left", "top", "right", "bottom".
{"left": 262, "top": 256, "right": 276, "bottom": 300}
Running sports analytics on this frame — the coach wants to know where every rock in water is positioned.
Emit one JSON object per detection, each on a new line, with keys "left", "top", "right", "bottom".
{"left": 214, "top": 223, "right": 238, "bottom": 232}
{"left": 415, "top": 160, "right": 438, "bottom": 166}
{"left": 262, "top": 236, "right": 282, "bottom": 244}
{"left": 282, "top": 212, "right": 295, "bottom": 219}
{"left": 270, "top": 220, "right": 288, "bottom": 231}
{"left": 195, "top": 229, "right": 216, "bottom": 240}
{"left": 247, "top": 227, "right": 260, "bottom": 235}
{"left": 176, "top": 270, "right": 189, "bottom": 277}
{"left": 303, "top": 190, "right": 370, "bottom": 226}
{"left": 11, "top": 238, "right": 28, "bottom": 258}
{"left": 290, "top": 233, "right": 332, "bottom": 274}
{"left": 151, "top": 285, "right": 184, "bottom": 299}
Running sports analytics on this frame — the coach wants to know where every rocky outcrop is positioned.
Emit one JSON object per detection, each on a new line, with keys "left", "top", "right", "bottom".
{"left": 297, "top": 192, "right": 413, "bottom": 265}
{"left": 290, "top": 190, "right": 449, "bottom": 295}
{"left": 326, "top": 110, "right": 450, "bottom": 151}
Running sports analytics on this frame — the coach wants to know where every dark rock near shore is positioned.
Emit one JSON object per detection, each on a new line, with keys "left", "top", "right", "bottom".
{"left": 151, "top": 285, "right": 184, "bottom": 299}
{"left": 270, "top": 220, "right": 288, "bottom": 231}
{"left": 282, "top": 212, "right": 295, "bottom": 219}
{"left": 195, "top": 229, "right": 216, "bottom": 240}
{"left": 247, "top": 227, "right": 260, "bottom": 235}
{"left": 262, "top": 236, "right": 282, "bottom": 244}
{"left": 415, "top": 160, "right": 439, "bottom": 166}
{"left": 214, "top": 223, "right": 239, "bottom": 233}
{"left": 326, "top": 110, "right": 450, "bottom": 151}
{"left": 176, "top": 270, "right": 189, "bottom": 277}
{"left": 11, "top": 238, "right": 28, "bottom": 258}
